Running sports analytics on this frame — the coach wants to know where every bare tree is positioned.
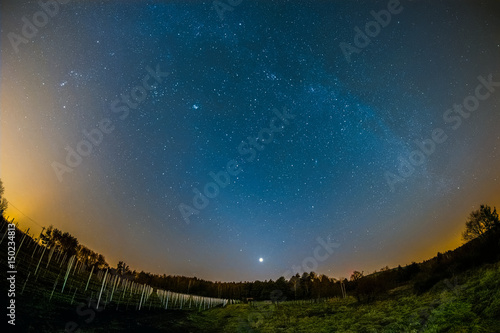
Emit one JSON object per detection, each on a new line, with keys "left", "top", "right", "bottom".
{"left": 0, "top": 179, "right": 8, "bottom": 217}
{"left": 350, "top": 270, "right": 364, "bottom": 282}
{"left": 117, "top": 261, "right": 130, "bottom": 275}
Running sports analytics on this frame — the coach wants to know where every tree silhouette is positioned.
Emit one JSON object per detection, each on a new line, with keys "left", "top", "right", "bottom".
{"left": 289, "top": 274, "right": 301, "bottom": 299}
{"left": 40, "top": 225, "right": 57, "bottom": 247}
{"left": 40, "top": 225, "right": 79, "bottom": 255}
{"left": 60, "top": 231, "right": 79, "bottom": 256}
{"left": 462, "top": 205, "right": 499, "bottom": 242}
{"left": 350, "top": 270, "right": 364, "bottom": 282}
{"left": 0, "top": 179, "right": 8, "bottom": 217}
{"left": 96, "top": 254, "right": 108, "bottom": 269}
{"left": 117, "top": 261, "right": 130, "bottom": 275}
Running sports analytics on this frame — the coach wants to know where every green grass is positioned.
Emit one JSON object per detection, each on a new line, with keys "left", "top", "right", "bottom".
{"left": 9, "top": 258, "right": 500, "bottom": 332}
{"left": 6, "top": 225, "right": 500, "bottom": 332}
{"left": 187, "top": 262, "right": 500, "bottom": 332}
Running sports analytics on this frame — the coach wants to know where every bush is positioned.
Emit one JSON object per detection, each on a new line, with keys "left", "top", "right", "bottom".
{"left": 426, "top": 301, "right": 479, "bottom": 332}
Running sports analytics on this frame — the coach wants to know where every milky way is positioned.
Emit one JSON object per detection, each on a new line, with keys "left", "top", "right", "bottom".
{"left": 2, "top": 0, "right": 500, "bottom": 281}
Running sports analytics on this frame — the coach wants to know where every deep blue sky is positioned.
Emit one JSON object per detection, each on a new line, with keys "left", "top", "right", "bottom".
{"left": 2, "top": 0, "right": 500, "bottom": 281}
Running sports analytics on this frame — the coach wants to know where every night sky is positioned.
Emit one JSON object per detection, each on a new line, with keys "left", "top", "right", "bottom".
{"left": 1, "top": 0, "right": 500, "bottom": 282}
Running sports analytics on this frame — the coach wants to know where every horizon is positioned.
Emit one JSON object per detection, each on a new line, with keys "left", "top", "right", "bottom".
{"left": 2, "top": 214, "right": 494, "bottom": 285}
{"left": 2, "top": 0, "right": 500, "bottom": 283}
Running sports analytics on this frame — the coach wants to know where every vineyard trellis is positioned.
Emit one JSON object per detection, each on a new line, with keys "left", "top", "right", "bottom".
{"left": 0, "top": 219, "right": 239, "bottom": 313}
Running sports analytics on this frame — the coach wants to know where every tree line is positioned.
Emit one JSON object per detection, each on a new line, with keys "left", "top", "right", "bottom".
{"left": 1, "top": 178, "right": 498, "bottom": 303}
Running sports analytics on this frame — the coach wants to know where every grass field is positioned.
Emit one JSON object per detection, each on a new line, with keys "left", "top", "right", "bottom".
{"left": 187, "top": 261, "right": 500, "bottom": 332}
{"left": 4, "top": 216, "right": 500, "bottom": 332}
{"left": 12, "top": 260, "right": 500, "bottom": 332}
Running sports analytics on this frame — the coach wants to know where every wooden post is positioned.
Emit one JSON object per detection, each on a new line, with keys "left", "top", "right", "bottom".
{"left": 96, "top": 269, "right": 108, "bottom": 310}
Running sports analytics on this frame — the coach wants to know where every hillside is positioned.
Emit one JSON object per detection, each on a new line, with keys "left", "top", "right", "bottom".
{"left": 3, "top": 197, "right": 500, "bottom": 332}
{"left": 11, "top": 259, "right": 500, "bottom": 332}
{"left": 192, "top": 261, "right": 500, "bottom": 332}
